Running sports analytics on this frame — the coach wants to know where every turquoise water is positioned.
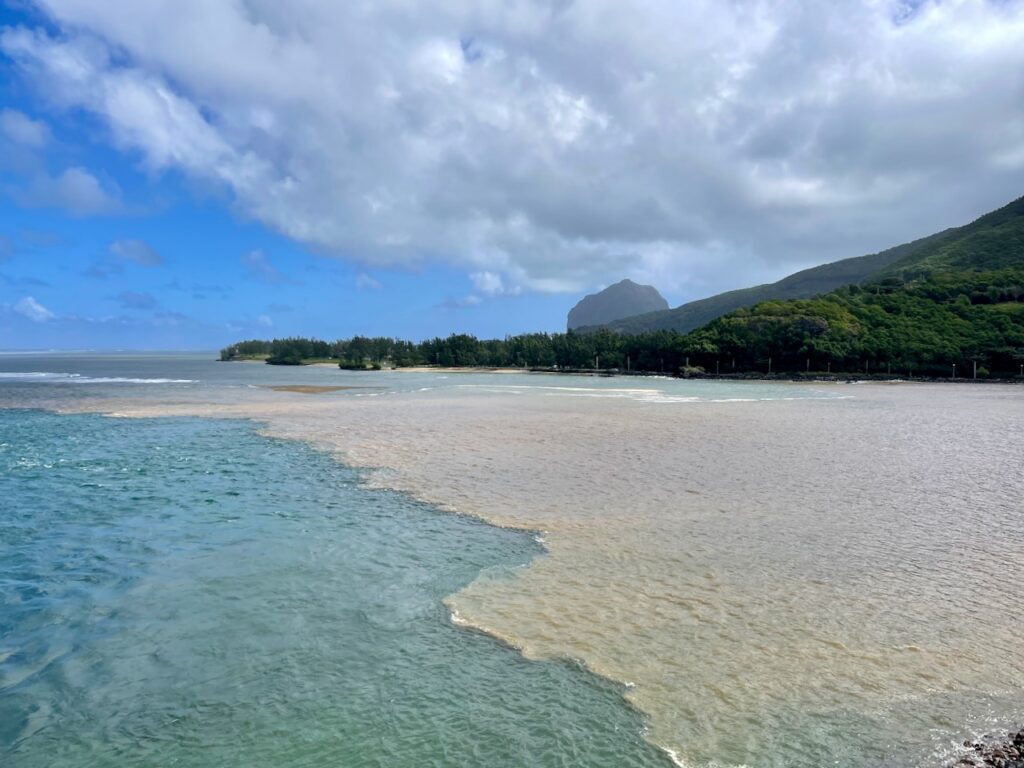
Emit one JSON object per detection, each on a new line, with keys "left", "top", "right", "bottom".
{"left": 0, "top": 410, "right": 671, "bottom": 767}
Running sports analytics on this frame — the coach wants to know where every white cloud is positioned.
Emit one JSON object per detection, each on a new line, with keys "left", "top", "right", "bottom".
{"left": 0, "top": 108, "right": 50, "bottom": 148}
{"left": 110, "top": 238, "right": 163, "bottom": 266}
{"left": 257, "top": 314, "right": 273, "bottom": 328}
{"left": 14, "top": 295, "right": 55, "bottom": 322}
{"left": 355, "top": 272, "right": 382, "bottom": 290}
{"left": 470, "top": 271, "right": 504, "bottom": 296}
{"left": 469, "top": 270, "right": 523, "bottom": 297}
{"left": 4, "top": 1, "right": 1024, "bottom": 294}
{"left": 14, "top": 166, "right": 122, "bottom": 216}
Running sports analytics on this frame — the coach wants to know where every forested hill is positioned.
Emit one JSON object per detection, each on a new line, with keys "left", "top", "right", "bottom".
{"left": 584, "top": 230, "right": 952, "bottom": 335}
{"left": 679, "top": 195, "right": 1024, "bottom": 377}
{"left": 880, "top": 194, "right": 1024, "bottom": 277}
{"left": 594, "top": 195, "right": 1024, "bottom": 336}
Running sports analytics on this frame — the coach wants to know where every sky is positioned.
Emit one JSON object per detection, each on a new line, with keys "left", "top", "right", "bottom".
{"left": 1, "top": 0, "right": 1023, "bottom": 350}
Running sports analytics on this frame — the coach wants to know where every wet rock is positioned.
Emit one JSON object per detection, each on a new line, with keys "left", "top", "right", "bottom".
{"left": 949, "top": 728, "right": 1024, "bottom": 768}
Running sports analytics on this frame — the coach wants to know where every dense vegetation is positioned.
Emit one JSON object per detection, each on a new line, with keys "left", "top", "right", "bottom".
{"left": 673, "top": 196, "right": 1024, "bottom": 377}
{"left": 221, "top": 331, "right": 699, "bottom": 371}
{"left": 221, "top": 337, "right": 420, "bottom": 366}
{"left": 683, "top": 269, "right": 1024, "bottom": 376}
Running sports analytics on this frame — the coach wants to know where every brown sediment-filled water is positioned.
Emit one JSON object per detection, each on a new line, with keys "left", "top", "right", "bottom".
{"left": 5, "top": 364, "right": 1023, "bottom": 767}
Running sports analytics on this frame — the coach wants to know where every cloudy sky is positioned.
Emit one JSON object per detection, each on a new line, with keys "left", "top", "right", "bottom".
{"left": 1, "top": 0, "right": 1023, "bottom": 348}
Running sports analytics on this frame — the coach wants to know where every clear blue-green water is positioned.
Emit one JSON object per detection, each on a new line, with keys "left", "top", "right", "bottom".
{"left": 0, "top": 409, "right": 671, "bottom": 767}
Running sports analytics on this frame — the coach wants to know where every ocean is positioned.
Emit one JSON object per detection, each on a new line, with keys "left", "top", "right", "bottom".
{"left": 1, "top": 353, "right": 1022, "bottom": 767}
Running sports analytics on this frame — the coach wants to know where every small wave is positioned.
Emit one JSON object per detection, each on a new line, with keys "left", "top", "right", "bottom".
{"left": 0, "top": 372, "right": 195, "bottom": 384}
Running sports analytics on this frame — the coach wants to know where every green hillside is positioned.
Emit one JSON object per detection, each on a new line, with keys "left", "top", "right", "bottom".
{"left": 679, "top": 196, "right": 1024, "bottom": 377}
{"left": 588, "top": 231, "right": 952, "bottom": 335}
{"left": 880, "top": 195, "right": 1024, "bottom": 277}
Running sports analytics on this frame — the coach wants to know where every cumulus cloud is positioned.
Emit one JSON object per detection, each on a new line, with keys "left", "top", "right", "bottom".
{"left": 240, "top": 249, "right": 299, "bottom": 285}
{"left": 14, "top": 295, "right": 54, "bottom": 322}
{"left": 109, "top": 238, "right": 163, "bottom": 266}
{"left": 13, "top": 166, "right": 122, "bottom": 216}
{"left": 257, "top": 314, "right": 273, "bottom": 328}
{"left": 470, "top": 270, "right": 522, "bottom": 297}
{"left": 4, "top": 1, "right": 1024, "bottom": 294}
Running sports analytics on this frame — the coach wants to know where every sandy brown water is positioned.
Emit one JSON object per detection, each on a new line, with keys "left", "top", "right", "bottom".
{"left": 13, "top": 377, "right": 1024, "bottom": 766}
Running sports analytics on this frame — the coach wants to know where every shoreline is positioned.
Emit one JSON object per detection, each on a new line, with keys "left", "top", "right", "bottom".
{"left": 221, "top": 358, "right": 1024, "bottom": 384}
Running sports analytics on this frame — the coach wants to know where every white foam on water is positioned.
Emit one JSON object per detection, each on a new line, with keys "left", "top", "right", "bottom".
{"left": 0, "top": 372, "right": 195, "bottom": 384}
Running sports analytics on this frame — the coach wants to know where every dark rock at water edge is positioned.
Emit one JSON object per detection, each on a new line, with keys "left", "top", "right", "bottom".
{"left": 951, "top": 728, "right": 1024, "bottom": 767}
{"left": 567, "top": 279, "right": 669, "bottom": 330}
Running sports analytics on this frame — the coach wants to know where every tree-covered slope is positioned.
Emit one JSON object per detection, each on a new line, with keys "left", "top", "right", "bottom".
{"left": 680, "top": 196, "right": 1024, "bottom": 376}
{"left": 682, "top": 270, "right": 1024, "bottom": 376}
{"left": 879, "top": 195, "right": 1024, "bottom": 277}
{"left": 593, "top": 194, "right": 1024, "bottom": 341}
{"left": 586, "top": 231, "right": 951, "bottom": 334}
